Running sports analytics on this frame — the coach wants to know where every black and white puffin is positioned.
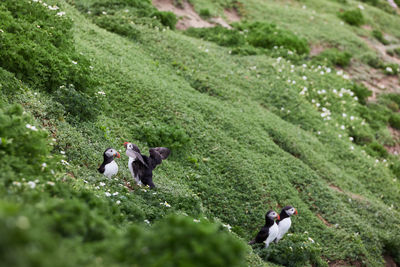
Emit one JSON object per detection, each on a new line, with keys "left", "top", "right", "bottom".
{"left": 98, "top": 148, "right": 120, "bottom": 178}
{"left": 248, "top": 210, "right": 280, "bottom": 248}
{"left": 275, "top": 205, "right": 298, "bottom": 243}
{"left": 124, "top": 142, "right": 170, "bottom": 188}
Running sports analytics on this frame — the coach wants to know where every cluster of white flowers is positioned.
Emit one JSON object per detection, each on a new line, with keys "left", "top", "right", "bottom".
{"left": 26, "top": 124, "right": 38, "bottom": 131}
{"left": 222, "top": 223, "right": 232, "bottom": 232}
{"left": 97, "top": 91, "right": 106, "bottom": 96}
{"left": 160, "top": 201, "right": 171, "bottom": 208}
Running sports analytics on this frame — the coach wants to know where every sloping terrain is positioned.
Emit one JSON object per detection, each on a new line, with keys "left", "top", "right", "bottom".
{"left": 1, "top": 0, "right": 400, "bottom": 266}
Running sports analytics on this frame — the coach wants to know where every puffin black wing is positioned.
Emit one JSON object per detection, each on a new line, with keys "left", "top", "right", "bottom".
{"left": 126, "top": 149, "right": 148, "bottom": 168}
{"left": 98, "top": 164, "right": 105, "bottom": 174}
{"left": 254, "top": 227, "right": 269, "bottom": 243}
{"left": 153, "top": 147, "right": 171, "bottom": 160}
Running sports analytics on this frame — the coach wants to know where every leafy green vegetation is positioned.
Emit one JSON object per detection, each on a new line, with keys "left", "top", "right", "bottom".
{"left": 312, "top": 48, "right": 352, "bottom": 67}
{"left": 338, "top": 9, "right": 365, "bottom": 26}
{"left": 1, "top": 0, "right": 400, "bottom": 266}
{"left": 372, "top": 29, "right": 390, "bottom": 45}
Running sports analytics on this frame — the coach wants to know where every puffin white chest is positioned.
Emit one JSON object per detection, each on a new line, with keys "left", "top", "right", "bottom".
{"left": 104, "top": 160, "right": 118, "bottom": 178}
{"left": 277, "top": 218, "right": 292, "bottom": 240}
{"left": 265, "top": 222, "right": 279, "bottom": 247}
{"left": 128, "top": 157, "right": 135, "bottom": 176}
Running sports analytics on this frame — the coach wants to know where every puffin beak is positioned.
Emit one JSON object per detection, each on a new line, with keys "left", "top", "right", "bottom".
{"left": 295, "top": 209, "right": 298, "bottom": 215}
{"left": 123, "top": 142, "right": 129, "bottom": 148}
{"left": 115, "top": 152, "right": 121, "bottom": 158}
{"left": 277, "top": 215, "right": 280, "bottom": 220}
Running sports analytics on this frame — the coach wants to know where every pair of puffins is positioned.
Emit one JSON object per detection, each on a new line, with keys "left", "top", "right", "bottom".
{"left": 98, "top": 143, "right": 170, "bottom": 188}
{"left": 249, "top": 206, "right": 298, "bottom": 247}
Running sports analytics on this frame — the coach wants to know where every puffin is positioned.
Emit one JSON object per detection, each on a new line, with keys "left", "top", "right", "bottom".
{"left": 274, "top": 205, "right": 298, "bottom": 243}
{"left": 248, "top": 210, "right": 280, "bottom": 248}
{"left": 124, "top": 142, "right": 170, "bottom": 188}
{"left": 98, "top": 148, "right": 120, "bottom": 178}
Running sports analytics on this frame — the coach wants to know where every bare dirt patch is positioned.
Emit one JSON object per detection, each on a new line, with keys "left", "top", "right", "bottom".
{"left": 224, "top": 8, "right": 241, "bottom": 23}
{"left": 385, "top": 126, "right": 400, "bottom": 155}
{"left": 152, "top": 0, "right": 213, "bottom": 29}
{"left": 310, "top": 43, "right": 329, "bottom": 56}
{"left": 316, "top": 213, "right": 331, "bottom": 227}
{"left": 152, "top": 0, "right": 236, "bottom": 30}
{"left": 361, "top": 36, "right": 400, "bottom": 65}
{"left": 345, "top": 61, "right": 399, "bottom": 102}
{"left": 328, "top": 184, "right": 366, "bottom": 202}
{"left": 384, "top": 254, "right": 398, "bottom": 267}
{"left": 328, "top": 260, "right": 363, "bottom": 267}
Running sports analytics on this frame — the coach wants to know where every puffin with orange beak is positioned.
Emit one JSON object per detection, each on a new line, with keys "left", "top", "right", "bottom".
{"left": 124, "top": 142, "right": 170, "bottom": 188}
{"left": 274, "top": 205, "right": 298, "bottom": 243}
{"left": 249, "top": 210, "right": 280, "bottom": 248}
{"left": 98, "top": 148, "right": 120, "bottom": 178}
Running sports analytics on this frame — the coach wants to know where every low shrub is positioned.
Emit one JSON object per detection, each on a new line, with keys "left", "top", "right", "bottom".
{"left": 362, "top": 53, "right": 384, "bottom": 69}
{"left": 351, "top": 83, "right": 372, "bottom": 105}
{"left": 372, "top": 30, "right": 389, "bottom": 45}
{"left": 109, "top": 215, "right": 248, "bottom": 266}
{"left": 0, "top": 0, "right": 95, "bottom": 93}
{"left": 257, "top": 233, "right": 326, "bottom": 267}
{"left": 0, "top": 101, "right": 60, "bottom": 183}
{"left": 383, "top": 63, "right": 400, "bottom": 75}
{"left": 137, "top": 122, "right": 191, "bottom": 151}
{"left": 185, "top": 26, "right": 245, "bottom": 47}
{"left": 365, "top": 141, "right": 388, "bottom": 158}
{"left": 313, "top": 48, "right": 352, "bottom": 67}
{"left": 199, "top": 8, "right": 212, "bottom": 19}
{"left": 151, "top": 11, "right": 178, "bottom": 29}
{"left": 235, "top": 22, "right": 310, "bottom": 55}
{"left": 338, "top": 9, "right": 364, "bottom": 26}
{"left": 389, "top": 113, "right": 400, "bottom": 129}
{"left": 53, "top": 85, "right": 105, "bottom": 123}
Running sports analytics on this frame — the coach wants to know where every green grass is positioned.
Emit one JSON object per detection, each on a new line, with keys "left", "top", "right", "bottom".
{"left": 1, "top": 0, "right": 400, "bottom": 266}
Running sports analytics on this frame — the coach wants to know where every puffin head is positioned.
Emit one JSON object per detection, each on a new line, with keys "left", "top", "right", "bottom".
{"left": 124, "top": 142, "right": 141, "bottom": 153}
{"left": 104, "top": 148, "right": 120, "bottom": 159}
{"left": 283, "top": 206, "right": 298, "bottom": 216}
{"left": 265, "top": 210, "right": 280, "bottom": 221}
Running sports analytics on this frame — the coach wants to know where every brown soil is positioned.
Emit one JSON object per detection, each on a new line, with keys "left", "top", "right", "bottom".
{"left": 328, "top": 184, "right": 366, "bottom": 202}
{"left": 385, "top": 126, "right": 400, "bottom": 155}
{"left": 384, "top": 254, "right": 398, "bottom": 267}
{"left": 152, "top": 0, "right": 237, "bottom": 30}
{"left": 224, "top": 8, "right": 241, "bottom": 23}
{"left": 328, "top": 260, "right": 363, "bottom": 267}
{"left": 310, "top": 43, "right": 329, "bottom": 56}
{"left": 316, "top": 213, "right": 331, "bottom": 227}
{"left": 361, "top": 36, "right": 400, "bottom": 65}
{"left": 345, "top": 61, "right": 399, "bottom": 102}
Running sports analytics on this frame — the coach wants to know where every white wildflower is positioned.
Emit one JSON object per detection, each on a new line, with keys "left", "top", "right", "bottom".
{"left": 160, "top": 201, "right": 171, "bottom": 208}
{"left": 302, "top": 76, "right": 307, "bottom": 80}
{"left": 144, "top": 219, "right": 150, "bottom": 224}
{"left": 105, "top": 192, "right": 111, "bottom": 197}
{"left": 60, "top": 159, "right": 69, "bottom": 166}
{"left": 193, "top": 219, "right": 200, "bottom": 223}
{"left": 308, "top": 237, "right": 315, "bottom": 243}
{"left": 13, "top": 181, "right": 22, "bottom": 187}
{"left": 386, "top": 67, "right": 393, "bottom": 73}
{"left": 27, "top": 181, "right": 36, "bottom": 189}
{"left": 358, "top": 4, "right": 364, "bottom": 10}
{"left": 47, "top": 181, "right": 55, "bottom": 186}
{"left": 56, "top": 11, "right": 66, "bottom": 16}
{"left": 112, "top": 192, "right": 119, "bottom": 196}
{"left": 99, "top": 182, "right": 106, "bottom": 187}
{"left": 41, "top": 163, "right": 47, "bottom": 168}
{"left": 116, "top": 200, "right": 121, "bottom": 204}
{"left": 71, "top": 61, "right": 77, "bottom": 65}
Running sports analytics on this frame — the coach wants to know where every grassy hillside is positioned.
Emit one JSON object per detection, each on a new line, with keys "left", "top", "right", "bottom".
{"left": 1, "top": 0, "right": 400, "bottom": 266}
